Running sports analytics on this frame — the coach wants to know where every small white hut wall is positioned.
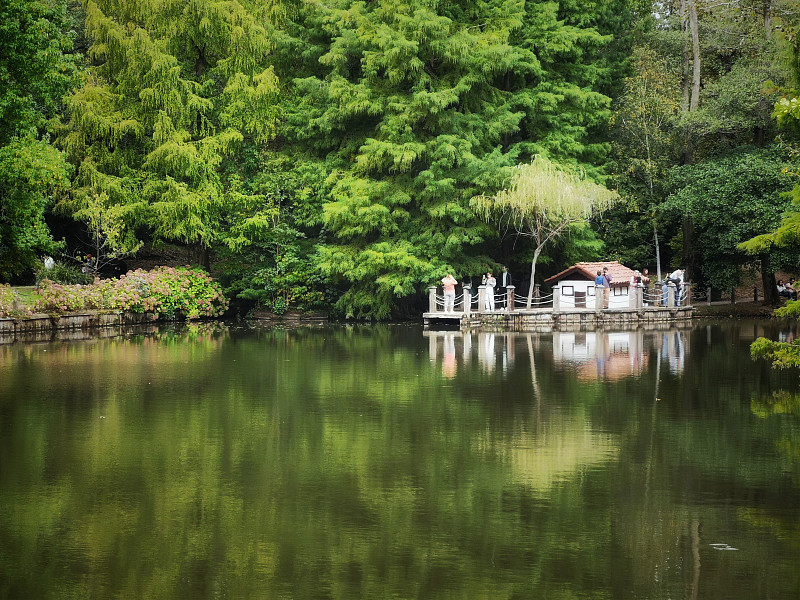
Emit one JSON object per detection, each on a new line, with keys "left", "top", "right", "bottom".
{"left": 555, "top": 279, "right": 594, "bottom": 308}
{"left": 556, "top": 278, "right": 630, "bottom": 308}
{"left": 608, "top": 284, "right": 630, "bottom": 308}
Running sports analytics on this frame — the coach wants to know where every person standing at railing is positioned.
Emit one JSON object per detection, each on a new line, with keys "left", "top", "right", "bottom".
{"left": 485, "top": 272, "right": 496, "bottom": 311}
{"left": 594, "top": 270, "right": 605, "bottom": 308}
{"left": 601, "top": 266, "right": 612, "bottom": 309}
{"left": 630, "top": 269, "right": 642, "bottom": 307}
{"left": 662, "top": 268, "right": 684, "bottom": 306}
{"left": 641, "top": 268, "right": 651, "bottom": 305}
{"left": 442, "top": 273, "right": 458, "bottom": 312}
{"left": 630, "top": 270, "right": 642, "bottom": 286}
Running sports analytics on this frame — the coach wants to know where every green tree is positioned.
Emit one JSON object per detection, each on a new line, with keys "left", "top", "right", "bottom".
{"left": 58, "top": 0, "right": 282, "bottom": 267}
{"left": 0, "top": 139, "right": 71, "bottom": 279}
{"left": 0, "top": 0, "right": 80, "bottom": 281}
{"left": 663, "top": 147, "right": 794, "bottom": 293}
{"left": 0, "top": 0, "right": 79, "bottom": 144}
{"left": 739, "top": 10, "right": 800, "bottom": 299}
{"left": 472, "top": 155, "right": 618, "bottom": 307}
{"left": 604, "top": 44, "right": 682, "bottom": 279}
{"left": 216, "top": 154, "right": 331, "bottom": 314}
{"left": 605, "top": 0, "right": 796, "bottom": 280}
{"left": 284, "top": 0, "right": 625, "bottom": 318}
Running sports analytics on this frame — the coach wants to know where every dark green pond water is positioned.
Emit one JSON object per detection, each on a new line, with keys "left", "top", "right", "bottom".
{"left": 1, "top": 321, "right": 799, "bottom": 599}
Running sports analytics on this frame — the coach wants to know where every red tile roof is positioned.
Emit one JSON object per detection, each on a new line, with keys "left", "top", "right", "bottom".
{"left": 544, "top": 261, "right": 636, "bottom": 288}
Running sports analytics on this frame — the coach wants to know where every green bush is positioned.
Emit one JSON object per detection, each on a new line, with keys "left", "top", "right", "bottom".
{"left": 35, "top": 261, "right": 92, "bottom": 286}
{"left": 751, "top": 336, "right": 800, "bottom": 369}
{"left": 774, "top": 300, "right": 800, "bottom": 320}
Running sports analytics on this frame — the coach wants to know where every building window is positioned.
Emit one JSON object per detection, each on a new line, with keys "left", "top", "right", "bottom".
{"left": 587, "top": 286, "right": 595, "bottom": 296}
{"left": 613, "top": 286, "right": 629, "bottom": 296}
{"left": 561, "top": 285, "right": 574, "bottom": 296}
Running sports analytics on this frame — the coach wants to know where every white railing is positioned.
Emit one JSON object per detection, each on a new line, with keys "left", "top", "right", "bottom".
{"left": 427, "top": 282, "right": 695, "bottom": 314}
{"left": 513, "top": 293, "right": 554, "bottom": 309}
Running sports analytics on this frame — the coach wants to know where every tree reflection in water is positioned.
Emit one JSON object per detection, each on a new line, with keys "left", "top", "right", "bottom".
{"left": 0, "top": 322, "right": 798, "bottom": 600}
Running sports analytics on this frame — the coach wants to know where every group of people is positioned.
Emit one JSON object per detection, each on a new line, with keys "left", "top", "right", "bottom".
{"left": 599, "top": 266, "right": 685, "bottom": 308}
{"left": 441, "top": 270, "right": 512, "bottom": 313}
{"left": 631, "top": 267, "right": 685, "bottom": 307}
{"left": 777, "top": 278, "right": 798, "bottom": 300}
{"left": 442, "top": 265, "right": 687, "bottom": 312}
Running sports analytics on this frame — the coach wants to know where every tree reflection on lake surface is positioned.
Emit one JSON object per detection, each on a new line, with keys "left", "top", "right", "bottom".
{"left": 0, "top": 321, "right": 798, "bottom": 599}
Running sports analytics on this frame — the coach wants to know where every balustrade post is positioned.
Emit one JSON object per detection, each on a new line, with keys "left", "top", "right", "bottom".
{"left": 534, "top": 284, "right": 541, "bottom": 299}
{"left": 553, "top": 286, "right": 561, "bottom": 312}
{"left": 594, "top": 285, "right": 603, "bottom": 312}
{"left": 685, "top": 284, "right": 692, "bottom": 306}
{"left": 463, "top": 285, "right": 472, "bottom": 316}
{"left": 477, "top": 285, "right": 487, "bottom": 314}
{"left": 428, "top": 286, "right": 438, "bottom": 313}
{"left": 707, "top": 286, "right": 712, "bottom": 306}
{"left": 667, "top": 284, "right": 676, "bottom": 308}
{"left": 506, "top": 285, "right": 515, "bottom": 312}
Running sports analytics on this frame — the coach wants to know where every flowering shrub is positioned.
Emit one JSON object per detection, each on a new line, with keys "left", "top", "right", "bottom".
{"left": 34, "top": 267, "right": 229, "bottom": 318}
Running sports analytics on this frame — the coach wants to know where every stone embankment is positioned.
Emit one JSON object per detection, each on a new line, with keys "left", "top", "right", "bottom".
{"left": 0, "top": 311, "right": 168, "bottom": 343}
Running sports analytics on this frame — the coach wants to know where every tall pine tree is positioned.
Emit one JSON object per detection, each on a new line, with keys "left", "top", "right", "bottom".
{"left": 286, "top": 0, "right": 620, "bottom": 318}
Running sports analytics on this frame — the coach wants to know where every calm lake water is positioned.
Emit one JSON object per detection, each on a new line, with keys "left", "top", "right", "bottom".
{"left": 1, "top": 321, "right": 799, "bottom": 599}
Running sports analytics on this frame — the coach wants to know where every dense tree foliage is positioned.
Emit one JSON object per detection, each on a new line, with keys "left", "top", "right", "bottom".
{"left": 57, "top": 0, "right": 283, "bottom": 264}
{"left": 602, "top": 0, "right": 800, "bottom": 291}
{"left": 0, "top": 0, "right": 79, "bottom": 144}
{"left": 278, "top": 0, "right": 624, "bottom": 317}
{"left": 2, "top": 0, "right": 800, "bottom": 316}
{"left": 0, "top": 0, "right": 79, "bottom": 279}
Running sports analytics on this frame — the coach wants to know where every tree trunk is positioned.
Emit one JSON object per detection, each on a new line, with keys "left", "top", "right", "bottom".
{"left": 654, "top": 225, "right": 662, "bottom": 282}
{"left": 688, "top": 0, "right": 700, "bottom": 112}
{"left": 760, "top": 253, "right": 779, "bottom": 305}
{"left": 681, "top": 0, "right": 701, "bottom": 165}
{"left": 680, "top": 0, "right": 690, "bottom": 114}
{"left": 526, "top": 246, "right": 542, "bottom": 309}
{"left": 682, "top": 216, "right": 694, "bottom": 281}
{"left": 194, "top": 244, "right": 211, "bottom": 270}
{"left": 763, "top": 0, "right": 772, "bottom": 35}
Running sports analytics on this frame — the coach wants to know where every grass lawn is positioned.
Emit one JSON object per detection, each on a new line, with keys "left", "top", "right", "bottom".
{"left": 12, "top": 286, "right": 40, "bottom": 304}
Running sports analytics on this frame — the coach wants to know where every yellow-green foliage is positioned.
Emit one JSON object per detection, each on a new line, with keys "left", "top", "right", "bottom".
{"left": 471, "top": 155, "right": 619, "bottom": 304}
{"left": 472, "top": 155, "right": 619, "bottom": 229}
{"left": 751, "top": 336, "right": 800, "bottom": 369}
{"left": 57, "top": 0, "right": 283, "bottom": 256}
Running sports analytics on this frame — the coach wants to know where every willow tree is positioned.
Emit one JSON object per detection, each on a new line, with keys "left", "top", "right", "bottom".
{"left": 472, "top": 156, "right": 618, "bottom": 308}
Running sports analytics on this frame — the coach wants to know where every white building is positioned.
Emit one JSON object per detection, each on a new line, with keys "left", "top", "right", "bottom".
{"left": 544, "top": 261, "right": 636, "bottom": 309}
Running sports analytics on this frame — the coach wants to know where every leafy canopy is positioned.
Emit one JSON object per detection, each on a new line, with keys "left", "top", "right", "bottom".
{"left": 472, "top": 155, "right": 618, "bottom": 305}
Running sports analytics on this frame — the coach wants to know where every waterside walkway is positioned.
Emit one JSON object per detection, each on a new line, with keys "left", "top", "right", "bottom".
{"left": 424, "top": 283, "right": 693, "bottom": 331}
